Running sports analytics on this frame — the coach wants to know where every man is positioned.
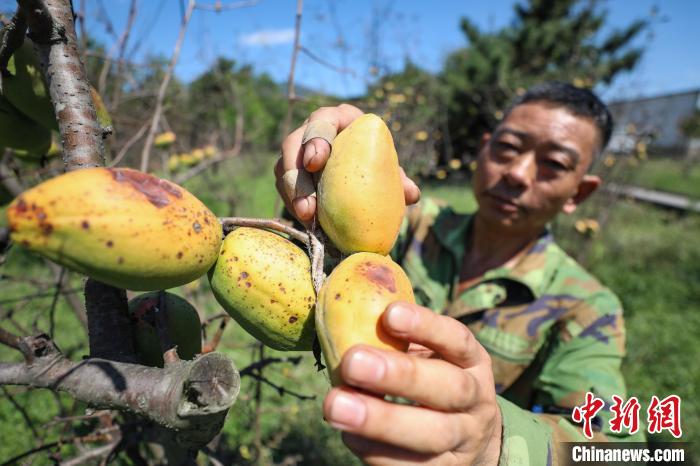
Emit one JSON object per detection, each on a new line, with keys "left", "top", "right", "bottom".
{"left": 275, "top": 82, "right": 644, "bottom": 465}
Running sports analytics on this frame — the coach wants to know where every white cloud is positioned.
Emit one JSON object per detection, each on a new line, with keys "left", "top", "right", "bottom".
{"left": 241, "top": 29, "right": 295, "bottom": 46}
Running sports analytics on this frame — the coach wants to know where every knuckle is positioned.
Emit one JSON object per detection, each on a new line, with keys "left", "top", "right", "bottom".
{"left": 452, "top": 324, "right": 475, "bottom": 361}
{"left": 448, "top": 374, "right": 475, "bottom": 411}
{"left": 433, "top": 419, "right": 462, "bottom": 453}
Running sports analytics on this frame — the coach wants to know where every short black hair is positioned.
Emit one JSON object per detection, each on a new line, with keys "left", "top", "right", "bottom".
{"left": 504, "top": 81, "right": 613, "bottom": 153}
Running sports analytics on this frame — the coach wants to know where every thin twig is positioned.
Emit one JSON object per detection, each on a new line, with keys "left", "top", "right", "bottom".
{"left": 48, "top": 267, "right": 66, "bottom": 338}
{"left": 244, "top": 372, "right": 316, "bottom": 401}
{"left": 0, "top": 287, "right": 84, "bottom": 306}
{"left": 299, "top": 46, "right": 357, "bottom": 77}
{"left": 201, "top": 317, "right": 228, "bottom": 354}
{"left": 59, "top": 441, "right": 119, "bottom": 466}
{"left": 109, "top": 120, "right": 149, "bottom": 167}
{"left": 194, "top": 0, "right": 259, "bottom": 11}
{"left": 219, "top": 217, "right": 308, "bottom": 245}
{"left": 239, "top": 355, "right": 303, "bottom": 376}
{"left": 1, "top": 386, "right": 40, "bottom": 438}
{"left": 97, "top": 0, "right": 137, "bottom": 94}
{"left": 139, "top": 0, "right": 195, "bottom": 172}
{"left": 218, "top": 216, "right": 326, "bottom": 293}
{"left": 0, "top": 326, "right": 22, "bottom": 350}
{"left": 280, "top": 0, "right": 304, "bottom": 139}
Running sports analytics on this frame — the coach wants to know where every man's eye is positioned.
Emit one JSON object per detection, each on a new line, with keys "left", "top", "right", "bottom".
{"left": 494, "top": 141, "right": 518, "bottom": 153}
{"left": 543, "top": 159, "right": 568, "bottom": 170}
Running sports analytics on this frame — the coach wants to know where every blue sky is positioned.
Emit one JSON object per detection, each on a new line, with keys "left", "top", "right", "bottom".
{"left": 2, "top": 0, "right": 698, "bottom": 101}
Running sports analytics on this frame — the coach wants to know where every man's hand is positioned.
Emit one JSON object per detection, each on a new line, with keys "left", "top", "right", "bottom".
{"left": 323, "top": 302, "right": 502, "bottom": 466}
{"left": 275, "top": 104, "right": 421, "bottom": 224}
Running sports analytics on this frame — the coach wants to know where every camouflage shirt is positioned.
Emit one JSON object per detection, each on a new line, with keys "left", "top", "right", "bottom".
{"left": 391, "top": 198, "right": 645, "bottom": 466}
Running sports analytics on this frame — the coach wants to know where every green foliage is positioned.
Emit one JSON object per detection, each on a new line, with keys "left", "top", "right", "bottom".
{"left": 680, "top": 111, "right": 700, "bottom": 138}
{"left": 441, "top": 0, "right": 648, "bottom": 159}
{"left": 353, "top": 61, "right": 448, "bottom": 176}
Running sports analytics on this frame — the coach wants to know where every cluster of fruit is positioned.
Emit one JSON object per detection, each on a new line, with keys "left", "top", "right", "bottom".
{"left": 167, "top": 145, "right": 218, "bottom": 172}
{"left": 6, "top": 114, "right": 414, "bottom": 383}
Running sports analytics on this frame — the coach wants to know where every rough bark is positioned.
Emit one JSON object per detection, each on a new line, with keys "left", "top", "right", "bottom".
{"left": 20, "top": 0, "right": 105, "bottom": 170}
{"left": 0, "top": 335, "right": 240, "bottom": 448}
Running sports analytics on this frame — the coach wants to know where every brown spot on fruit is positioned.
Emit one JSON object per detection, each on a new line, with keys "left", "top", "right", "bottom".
{"left": 118, "top": 257, "right": 124, "bottom": 264}
{"left": 81, "top": 220, "right": 90, "bottom": 230}
{"left": 361, "top": 262, "right": 397, "bottom": 293}
{"left": 245, "top": 282, "right": 251, "bottom": 288}
{"left": 14, "top": 198, "right": 28, "bottom": 213}
{"left": 106, "top": 240, "right": 114, "bottom": 248}
{"left": 270, "top": 299, "right": 277, "bottom": 304}
{"left": 40, "top": 222, "right": 53, "bottom": 236}
{"left": 109, "top": 168, "right": 182, "bottom": 208}
{"left": 177, "top": 251, "right": 183, "bottom": 259}
{"left": 288, "top": 316, "right": 298, "bottom": 324}
{"left": 335, "top": 293, "right": 341, "bottom": 300}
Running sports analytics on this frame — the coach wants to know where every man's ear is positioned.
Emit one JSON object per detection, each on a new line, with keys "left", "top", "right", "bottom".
{"left": 562, "top": 174, "right": 601, "bottom": 214}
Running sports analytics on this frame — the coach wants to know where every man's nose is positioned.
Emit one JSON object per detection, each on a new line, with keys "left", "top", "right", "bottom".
{"left": 504, "top": 153, "right": 536, "bottom": 188}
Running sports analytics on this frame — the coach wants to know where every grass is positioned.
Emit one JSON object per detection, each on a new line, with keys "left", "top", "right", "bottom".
{"left": 625, "top": 157, "right": 700, "bottom": 198}
{"left": 1, "top": 154, "right": 698, "bottom": 463}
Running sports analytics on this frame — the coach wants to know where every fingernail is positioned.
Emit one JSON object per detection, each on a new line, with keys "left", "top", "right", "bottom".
{"left": 328, "top": 392, "right": 366, "bottom": 429}
{"left": 386, "top": 304, "right": 417, "bottom": 333}
{"left": 303, "top": 144, "right": 317, "bottom": 168}
{"left": 346, "top": 350, "right": 385, "bottom": 383}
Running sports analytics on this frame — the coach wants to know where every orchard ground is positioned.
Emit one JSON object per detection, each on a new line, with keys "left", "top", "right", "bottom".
{"left": 0, "top": 153, "right": 698, "bottom": 464}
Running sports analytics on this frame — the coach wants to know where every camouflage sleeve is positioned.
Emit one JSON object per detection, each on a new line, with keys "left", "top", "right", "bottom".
{"left": 496, "top": 295, "right": 646, "bottom": 465}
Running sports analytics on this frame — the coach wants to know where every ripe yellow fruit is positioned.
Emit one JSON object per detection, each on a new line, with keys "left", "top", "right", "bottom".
{"left": 7, "top": 168, "right": 222, "bottom": 290}
{"left": 129, "top": 291, "right": 202, "bottom": 367}
{"left": 316, "top": 252, "right": 415, "bottom": 385}
{"left": 317, "top": 114, "right": 405, "bottom": 255}
{"left": 208, "top": 227, "right": 316, "bottom": 351}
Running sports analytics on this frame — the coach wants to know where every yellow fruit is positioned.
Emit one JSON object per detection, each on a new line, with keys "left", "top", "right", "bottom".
{"left": 2, "top": 35, "right": 58, "bottom": 131}
{"left": 208, "top": 227, "right": 316, "bottom": 351}
{"left": 316, "top": 252, "right": 415, "bottom": 385}
{"left": 317, "top": 114, "right": 405, "bottom": 255}
{"left": 7, "top": 168, "right": 222, "bottom": 290}
{"left": 154, "top": 131, "right": 177, "bottom": 148}
{"left": 129, "top": 291, "right": 202, "bottom": 367}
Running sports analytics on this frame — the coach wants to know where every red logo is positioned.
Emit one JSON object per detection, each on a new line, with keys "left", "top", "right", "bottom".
{"left": 609, "top": 395, "right": 641, "bottom": 435}
{"left": 647, "top": 395, "right": 682, "bottom": 438}
{"left": 572, "top": 392, "right": 605, "bottom": 439}
{"left": 572, "top": 393, "right": 682, "bottom": 438}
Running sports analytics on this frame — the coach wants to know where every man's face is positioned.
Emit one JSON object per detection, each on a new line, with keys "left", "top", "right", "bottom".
{"left": 472, "top": 101, "right": 601, "bottom": 236}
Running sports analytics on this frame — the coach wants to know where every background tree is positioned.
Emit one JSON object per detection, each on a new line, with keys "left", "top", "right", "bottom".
{"left": 441, "top": 0, "right": 649, "bottom": 162}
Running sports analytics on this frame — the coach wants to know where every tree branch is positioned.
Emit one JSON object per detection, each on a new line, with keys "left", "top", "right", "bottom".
{"left": 20, "top": 0, "right": 105, "bottom": 170}
{"left": 0, "top": 335, "right": 240, "bottom": 448}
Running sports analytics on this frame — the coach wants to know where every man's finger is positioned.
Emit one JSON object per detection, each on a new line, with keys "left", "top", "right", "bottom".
{"left": 400, "top": 167, "right": 421, "bottom": 205}
{"left": 339, "top": 345, "right": 480, "bottom": 412}
{"left": 281, "top": 124, "right": 307, "bottom": 171}
{"left": 381, "top": 302, "right": 488, "bottom": 369}
{"left": 341, "top": 433, "right": 440, "bottom": 466}
{"left": 324, "top": 387, "right": 466, "bottom": 455}
{"left": 303, "top": 137, "right": 331, "bottom": 172}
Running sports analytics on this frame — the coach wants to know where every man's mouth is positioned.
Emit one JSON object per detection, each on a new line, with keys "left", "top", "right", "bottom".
{"left": 485, "top": 192, "right": 522, "bottom": 213}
